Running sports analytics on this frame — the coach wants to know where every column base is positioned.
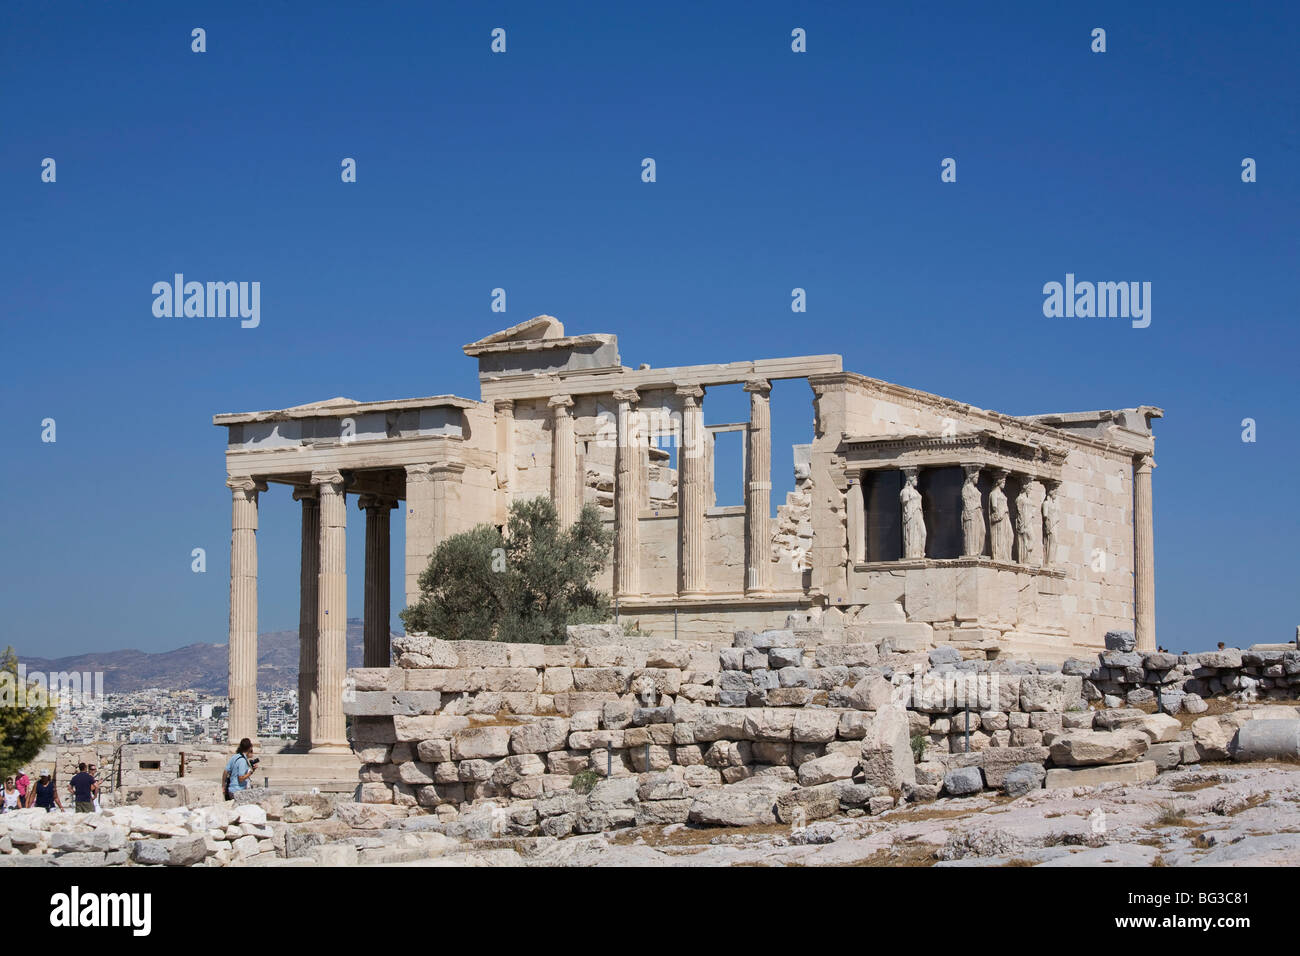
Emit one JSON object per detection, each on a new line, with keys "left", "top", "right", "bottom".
{"left": 309, "top": 743, "right": 352, "bottom": 755}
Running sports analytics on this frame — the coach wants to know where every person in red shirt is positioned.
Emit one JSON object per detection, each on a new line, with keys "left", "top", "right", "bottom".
{"left": 13, "top": 769, "right": 29, "bottom": 803}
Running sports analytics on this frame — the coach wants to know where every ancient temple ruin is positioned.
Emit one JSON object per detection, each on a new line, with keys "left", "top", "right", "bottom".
{"left": 213, "top": 315, "right": 1161, "bottom": 745}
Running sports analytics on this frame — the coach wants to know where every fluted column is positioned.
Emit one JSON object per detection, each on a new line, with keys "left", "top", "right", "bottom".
{"left": 676, "top": 385, "right": 707, "bottom": 594}
{"left": 312, "top": 470, "right": 349, "bottom": 753}
{"left": 744, "top": 379, "right": 772, "bottom": 594}
{"left": 550, "top": 395, "right": 577, "bottom": 527}
{"left": 227, "top": 476, "right": 266, "bottom": 744}
{"left": 293, "top": 486, "right": 320, "bottom": 751}
{"left": 494, "top": 399, "right": 515, "bottom": 525}
{"left": 1134, "top": 454, "right": 1156, "bottom": 652}
{"left": 404, "top": 461, "right": 466, "bottom": 608}
{"left": 614, "top": 389, "right": 642, "bottom": 597}
{"left": 359, "top": 494, "right": 397, "bottom": 668}
{"left": 846, "top": 473, "right": 865, "bottom": 564}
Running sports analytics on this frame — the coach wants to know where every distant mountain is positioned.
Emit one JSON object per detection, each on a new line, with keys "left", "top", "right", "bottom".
{"left": 15, "top": 619, "right": 375, "bottom": 695}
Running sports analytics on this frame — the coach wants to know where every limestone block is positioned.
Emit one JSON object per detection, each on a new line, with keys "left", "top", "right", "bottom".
{"left": 797, "top": 751, "right": 859, "bottom": 786}
{"left": 351, "top": 667, "right": 403, "bottom": 692}
{"left": 1044, "top": 761, "right": 1157, "bottom": 789}
{"left": 688, "top": 785, "right": 787, "bottom": 827}
{"left": 1134, "top": 713, "right": 1182, "bottom": 744}
{"left": 792, "top": 709, "right": 842, "bottom": 743}
{"left": 846, "top": 675, "right": 897, "bottom": 711}
{"left": 1192, "top": 717, "right": 1233, "bottom": 761}
{"left": 1019, "top": 674, "right": 1082, "bottom": 712}
{"left": 1146, "top": 742, "right": 1183, "bottom": 770}
{"left": 573, "top": 668, "right": 633, "bottom": 693}
{"left": 838, "top": 711, "right": 873, "bottom": 740}
{"left": 767, "top": 688, "right": 815, "bottom": 706}
{"left": 392, "top": 715, "right": 471, "bottom": 742}
{"left": 814, "top": 644, "right": 881, "bottom": 668}
{"left": 943, "top": 766, "right": 984, "bottom": 796}
{"left": 475, "top": 667, "right": 540, "bottom": 693}
{"left": 1010, "top": 728, "right": 1044, "bottom": 748}
{"left": 905, "top": 570, "right": 958, "bottom": 622}
{"left": 742, "top": 709, "right": 796, "bottom": 741}
{"left": 694, "top": 708, "right": 751, "bottom": 742}
{"left": 451, "top": 726, "right": 512, "bottom": 760}
{"left": 776, "top": 784, "right": 841, "bottom": 823}
{"left": 416, "top": 738, "right": 453, "bottom": 763}
{"left": 859, "top": 705, "right": 916, "bottom": 793}
{"left": 507, "top": 717, "right": 571, "bottom": 754}
{"left": 453, "top": 641, "right": 510, "bottom": 668}
{"left": 1002, "top": 763, "right": 1047, "bottom": 797}
{"left": 404, "top": 669, "right": 470, "bottom": 692}
{"left": 1048, "top": 730, "right": 1149, "bottom": 766}
{"left": 979, "top": 746, "right": 1049, "bottom": 787}
{"left": 398, "top": 762, "right": 437, "bottom": 786}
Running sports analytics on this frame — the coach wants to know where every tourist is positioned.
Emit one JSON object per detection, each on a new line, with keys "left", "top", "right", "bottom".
{"left": 29, "top": 771, "right": 61, "bottom": 812}
{"left": 69, "top": 762, "right": 96, "bottom": 813}
{"left": 88, "top": 763, "right": 102, "bottom": 811}
{"left": 1, "top": 777, "right": 19, "bottom": 813}
{"left": 224, "top": 738, "right": 257, "bottom": 798}
{"left": 14, "top": 768, "right": 30, "bottom": 805}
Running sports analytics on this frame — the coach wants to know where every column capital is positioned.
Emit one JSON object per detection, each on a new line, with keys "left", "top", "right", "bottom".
{"left": 1135, "top": 454, "right": 1156, "bottom": 474}
{"left": 548, "top": 394, "right": 575, "bottom": 412}
{"left": 357, "top": 494, "right": 398, "bottom": 512}
{"left": 227, "top": 475, "right": 267, "bottom": 496}
{"left": 310, "top": 470, "right": 347, "bottom": 491}
{"left": 405, "top": 461, "right": 466, "bottom": 482}
{"left": 960, "top": 463, "right": 982, "bottom": 477}
{"left": 493, "top": 398, "right": 516, "bottom": 414}
{"left": 743, "top": 378, "right": 772, "bottom": 396}
{"left": 292, "top": 485, "right": 319, "bottom": 503}
{"left": 674, "top": 384, "right": 705, "bottom": 404}
{"left": 612, "top": 388, "right": 640, "bottom": 406}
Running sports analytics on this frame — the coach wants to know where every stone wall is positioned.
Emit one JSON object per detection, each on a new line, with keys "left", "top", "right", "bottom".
{"left": 343, "top": 624, "right": 1300, "bottom": 836}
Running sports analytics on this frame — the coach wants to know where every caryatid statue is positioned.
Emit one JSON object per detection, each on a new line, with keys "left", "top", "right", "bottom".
{"left": 1041, "top": 480, "right": 1061, "bottom": 566}
{"left": 960, "top": 465, "right": 985, "bottom": 557}
{"left": 1014, "top": 480, "right": 1038, "bottom": 565}
{"left": 988, "top": 470, "right": 1012, "bottom": 562}
{"left": 900, "top": 468, "right": 926, "bottom": 559}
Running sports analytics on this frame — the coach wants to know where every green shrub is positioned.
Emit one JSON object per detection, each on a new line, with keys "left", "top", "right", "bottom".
{"left": 400, "top": 496, "right": 613, "bottom": 644}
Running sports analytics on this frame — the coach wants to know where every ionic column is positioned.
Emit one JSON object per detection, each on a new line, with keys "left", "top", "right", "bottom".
{"left": 292, "top": 486, "right": 320, "bottom": 751}
{"left": 744, "top": 379, "right": 773, "bottom": 594}
{"left": 846, "top": 473, "right": 865, "bottom": 564}
{"left": 494, "top": 399, "right": 515, "bottom": 525}
{"left": 312, "top": 470, "right": 349, "bottom": 753}
{"left": 676, "top": 385, "right": 707, "bottom": 594}
{"left": 550, "top": 395, "right": 577, "bottom": 527}
{"left": 227, "top": 476, "right": 266, "bottom": 744}
{"left": 404, "top": 461, "right": 466, "bottom": 608}
{"left": 614, "top": 389, "right": 642, "bottom": 597}
{"left": 359, "top": 495, "right": 397, "bottom": 668}
{"left": 1134, "top": 454, "right": 1157, "bottom": 652}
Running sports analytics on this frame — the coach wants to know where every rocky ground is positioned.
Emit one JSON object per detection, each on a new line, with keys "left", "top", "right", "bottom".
{"left": 372, "top": 763, "right": 1300, "bottom": 867}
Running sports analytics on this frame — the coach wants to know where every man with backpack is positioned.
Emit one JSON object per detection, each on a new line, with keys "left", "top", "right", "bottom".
{"left": 223, "top": 738, "right": 257, "bottom": 800}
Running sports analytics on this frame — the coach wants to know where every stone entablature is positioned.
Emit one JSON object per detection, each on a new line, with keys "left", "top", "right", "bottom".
{"left": 841, "top": 430, "right": 1068, "bottom": 478}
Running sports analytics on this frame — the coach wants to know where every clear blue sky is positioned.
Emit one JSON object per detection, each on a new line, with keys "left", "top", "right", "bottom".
{"left": 2, "top": 1, "right": 1296, "bottom": 656}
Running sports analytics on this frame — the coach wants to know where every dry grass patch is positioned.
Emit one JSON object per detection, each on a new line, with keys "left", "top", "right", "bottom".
{"left": 1155, "top": 803, "right": 1190, "bottom": 826}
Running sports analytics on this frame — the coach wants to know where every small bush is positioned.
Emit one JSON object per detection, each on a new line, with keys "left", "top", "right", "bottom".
{"left": 910, "top": 733, "right": 927, "bottom": 762}
{"left": 572, "top": 770, "right": 601, "bottom": 794}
